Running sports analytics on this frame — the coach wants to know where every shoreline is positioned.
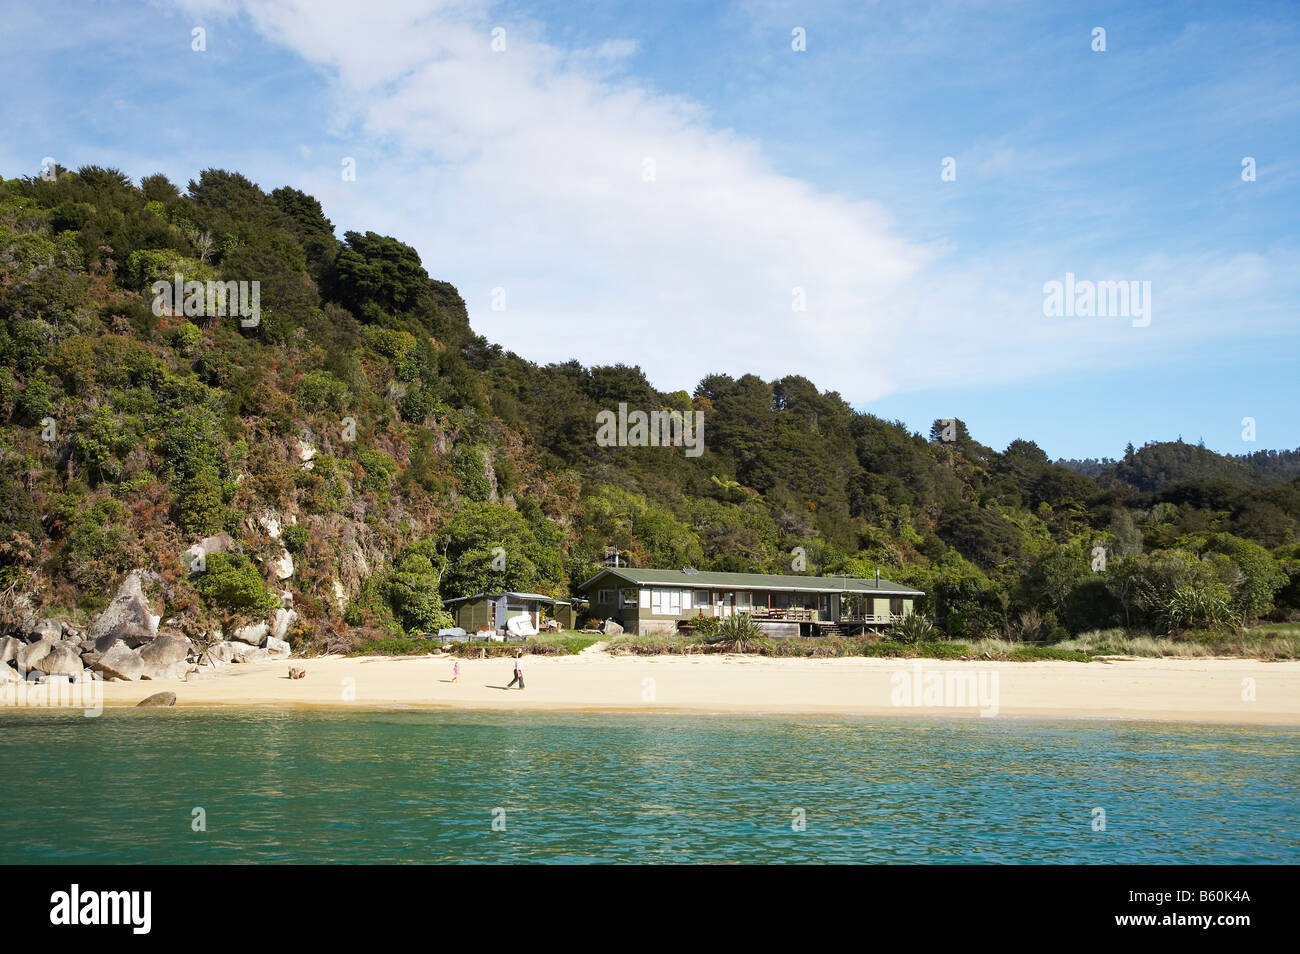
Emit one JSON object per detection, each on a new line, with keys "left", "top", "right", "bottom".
{"left": 6, "top": 652, "right": 1296, "bottom": 726}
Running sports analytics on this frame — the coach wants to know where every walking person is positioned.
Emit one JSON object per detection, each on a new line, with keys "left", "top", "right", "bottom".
{"left": 506, "top": 650, "right": 525, "bottom": 690}
{"left": 451, "top": 659, "right": 460, "bottom": 683}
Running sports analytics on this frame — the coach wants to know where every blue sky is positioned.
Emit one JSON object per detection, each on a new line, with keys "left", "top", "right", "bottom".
{"left": 1, "top": 0, "right": 1296, "bottom": 460}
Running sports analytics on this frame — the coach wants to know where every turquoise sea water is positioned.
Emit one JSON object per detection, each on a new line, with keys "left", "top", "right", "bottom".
{"left": 1, "top": 709, "right": 1296, "bottom": 864}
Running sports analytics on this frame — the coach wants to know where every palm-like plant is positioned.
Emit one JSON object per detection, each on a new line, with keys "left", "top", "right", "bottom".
{"left": 716, "top": 612, "right": 764, "bottom": 652}
{"left": 888, "top": 614, "right": 936, "bottom": 645}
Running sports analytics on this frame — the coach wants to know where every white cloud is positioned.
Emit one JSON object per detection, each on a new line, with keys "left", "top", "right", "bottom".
{"left": 170, "top": 0, "right": 1300, "bottom": 403}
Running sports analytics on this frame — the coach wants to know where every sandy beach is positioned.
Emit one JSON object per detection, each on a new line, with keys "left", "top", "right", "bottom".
{"left": 78, "top": 651, "right": 1300, "bottom": 725}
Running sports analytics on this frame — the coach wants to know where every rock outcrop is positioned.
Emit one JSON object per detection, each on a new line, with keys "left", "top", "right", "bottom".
{"left": 269, "top": 607, "right": 298, "bottom": 642}
{"left": 88, "top": 571, "right": 161, "bottom": 644}
{"left": 269, "top": 548, "right": 294, "bottom": 580}
{"left": 233, "top": 622, "right": 268, "bottom": 645}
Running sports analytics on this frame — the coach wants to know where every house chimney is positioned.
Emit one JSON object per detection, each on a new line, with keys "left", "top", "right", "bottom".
{"left": 875, "top": 567, "right": 880, "bottom": 588}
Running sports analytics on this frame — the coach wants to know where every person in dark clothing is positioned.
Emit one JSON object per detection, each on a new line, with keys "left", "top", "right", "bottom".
{"left": 506, "top": 650, "right": 525, "bottom": 689}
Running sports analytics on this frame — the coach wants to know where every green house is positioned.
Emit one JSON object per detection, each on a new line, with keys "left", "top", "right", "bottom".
{"left": 576, "top": 567, "right": 923, "bottom": 637}
{"left": 444, "top": 592, "right": 574, "bottom": 634}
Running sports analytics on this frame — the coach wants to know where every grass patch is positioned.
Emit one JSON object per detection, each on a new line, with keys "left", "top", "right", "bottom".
{"left": 349, "top": 631, "right": 601, "bottom": 658}
{"left": 1058, "top": 628, "right": 1300, "bottom": 660}
{"left": 348, "top": 637, "right": 427, "bottom": 656}
{"left": 604, "top": 635, "right": 1095, "bottom": 661}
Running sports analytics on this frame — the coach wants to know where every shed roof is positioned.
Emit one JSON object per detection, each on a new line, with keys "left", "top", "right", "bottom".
{"left": 444, "top": 592, "right": 571, "bottom": 605}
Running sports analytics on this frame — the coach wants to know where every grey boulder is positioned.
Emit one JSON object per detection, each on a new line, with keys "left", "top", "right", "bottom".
{"left": 32, "top": 643, "right": 84, "bottom": 677}
{"left": 0, "top": 636, "right": 22, "bottom": 665}
{"left": 90, "top": 644, "right": 147, "bottom": 681}
{"left": 88, "top": 570, "right": 161, "bottom": 643}
{"left": 233, "top": 622, "right": 268, "bottom": 645}
{"left": 265, "top": 636, "right": 291, "bottom": 658}
{"left": 16, "top": 638, "right": 56, "bottom": 672}
{"left": 141, "top": 660, "right": 190, "bottom": 680}
{"left": 269, "top": 608, "right": 298, "bottom": 642}
{"left": 29, "top": 619, "right": 63, "bottom": 642}
{"left": 199, "top": 641, "right": 252, "bottom": 666}
{"left": 233, "top": 646, "right": 272, "bottom": 663}
{"left": 139, "top": 634, "right": 193, "bottom": 669}
{"left": 136, "top": 691, "right": 177, "bottom": 707}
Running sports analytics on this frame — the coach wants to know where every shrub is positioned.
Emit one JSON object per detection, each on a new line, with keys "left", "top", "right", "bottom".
{"left": 192, "top": 552, "right": 280, "bottom": 615}
{"left": 452, "top": 445, "right": 491, "bottom": 502}
{"left": 281, "top": 523, "right": 309, "bottom": 554}
{"left": 888, "top": 613, "right": 937, "bottom": 644}
{"left": 15, "top": 379, "right": 53, "bottom": 423}
{"left": 692, "top": 614, "right": 721, "bottom": 639}
{"left": 173, "top": 469, "right": 227, "bottom": 535}
{"left": 295, "top": 369, "right": 349, "bottom": 413}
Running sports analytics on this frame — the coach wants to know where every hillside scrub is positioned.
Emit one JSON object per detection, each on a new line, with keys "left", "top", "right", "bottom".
{"left": 2, "top": 165, "right": 1298, "bottom": 654}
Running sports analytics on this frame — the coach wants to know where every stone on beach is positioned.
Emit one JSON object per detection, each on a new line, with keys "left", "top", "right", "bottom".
{"left": 136, "top": 691, "right": 177, "bottom": 707}
{"left": 233, "top": 622, "right": 268, "bottom": 645}
{"left": 32, "top": 642, "right": 84, "bottom": 677}
{"left": 0, "top": 635, "right": 23, "bottom": 665}
{"left": 139, "top": 634, "right": 193, "bottom": 669}
{"left": 16, "top": 638, "right": 56, "bottom": 671}
{"left": 199, "top": 641, "right": 254, "bottom": 666}
{"left": 90, "top": 643, "right": 147, "bottom": 681}
{"left": 88, "top": 570, "right": 161, "bottom": 644}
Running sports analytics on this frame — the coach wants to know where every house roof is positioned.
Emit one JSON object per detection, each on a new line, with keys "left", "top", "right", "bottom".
{"left": 444, "top": 592, "right": 571, "bottom": 605}
{"left": 577, "top": 567, "right": 923, "bottom": 596}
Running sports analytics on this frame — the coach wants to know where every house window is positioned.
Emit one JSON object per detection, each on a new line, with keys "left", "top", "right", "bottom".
{"left": 693, "top": 590, "right": 710, "bottom": 609}
{"left": 618, "top": 588, "right": 637, "bottom": 609}
{"left": 596, "top": 589, "right": 611, "bottom": 606}
{"left": 736, "top": 591, "right": 752, "bottom": 610}
{"left": 651, "top": 588, "right": 684, "bottom": 615}
{"left": 890, "top": 598, "right": 904, "bottom": 616}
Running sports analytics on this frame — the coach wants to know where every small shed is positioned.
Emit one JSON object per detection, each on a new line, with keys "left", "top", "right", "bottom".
{"left": 444, "top": 592, "right": 573, "bottom": 633}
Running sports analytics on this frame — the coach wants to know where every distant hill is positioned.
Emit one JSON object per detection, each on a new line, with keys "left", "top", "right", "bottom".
{"left": 1058, "top": 441, "right": 1300, "bottom": 492}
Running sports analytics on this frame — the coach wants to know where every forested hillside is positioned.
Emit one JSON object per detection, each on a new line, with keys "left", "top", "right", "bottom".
{"left": 2, "top": 166, "right": 1298, "bottom": 650}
